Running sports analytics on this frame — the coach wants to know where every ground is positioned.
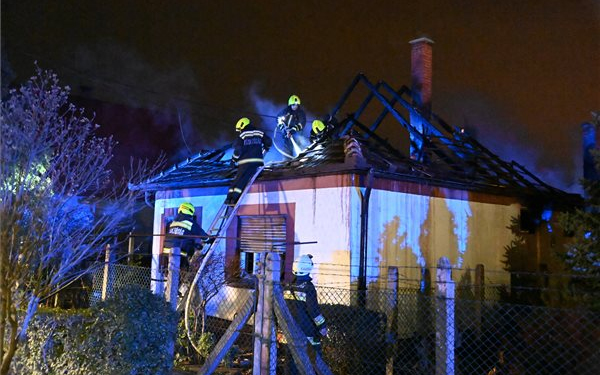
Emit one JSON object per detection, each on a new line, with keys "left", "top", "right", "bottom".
{"left": 173, "top": 365, "right": 252, "bottom": 375}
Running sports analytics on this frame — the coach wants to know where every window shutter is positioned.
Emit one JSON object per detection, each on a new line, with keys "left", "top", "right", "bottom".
{"left": 238, "top": 215, "right": 287, "bottom": 253}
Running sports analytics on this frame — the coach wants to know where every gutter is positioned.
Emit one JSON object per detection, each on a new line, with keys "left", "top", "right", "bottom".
{"left": 358, "top": 168, "right": 374, "bottom": 306}
{"left": 144, "top": 191, "right": 154, "bottom": 209}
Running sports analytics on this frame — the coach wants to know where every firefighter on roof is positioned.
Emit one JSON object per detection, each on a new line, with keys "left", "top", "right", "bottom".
{"left": 282, "top": 254, "right": 328, "bottom": 374}
{"left": 225, "top": 117, "right": 272, "bottom": 206}
{"left": 275, "top": 94, "right": 307, "bottom": 159}
{"left": 310, "top": 114, "right": 337, "bottom": 144}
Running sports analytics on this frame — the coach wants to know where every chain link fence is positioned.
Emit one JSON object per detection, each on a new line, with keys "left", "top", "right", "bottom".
{"left": 313, "top": 285, "right": 600, "bottom": 375}
{"left": 88, "top": 263, "right": 152, "bottom": 305}
{"left": 86, "top": 263, "right": 600, "bottom": 374}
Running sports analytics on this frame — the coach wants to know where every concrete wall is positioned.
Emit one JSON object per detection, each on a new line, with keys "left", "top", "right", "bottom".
{"left": 365, "top": 188, "right": 518, "bottom": 289}
{"left": 149, "top": 173, "right": 551, "bottom": 292}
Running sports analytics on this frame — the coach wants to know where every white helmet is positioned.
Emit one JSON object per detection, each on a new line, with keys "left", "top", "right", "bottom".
{"left": 292, "top": 254, "right": 313, "bottom": 276}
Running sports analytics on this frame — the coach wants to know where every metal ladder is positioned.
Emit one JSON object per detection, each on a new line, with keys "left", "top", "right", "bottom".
{"left": 176, "top": 165, "right": 265, "bottom": 311}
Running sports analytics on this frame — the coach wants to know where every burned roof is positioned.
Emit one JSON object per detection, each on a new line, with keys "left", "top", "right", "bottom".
{"left": 130, "top": 74, "right": 579, "bottom": 207}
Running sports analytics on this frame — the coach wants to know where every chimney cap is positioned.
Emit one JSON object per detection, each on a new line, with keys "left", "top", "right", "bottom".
{"left": 409, "top": 37, "right": 435, "bottom": 45}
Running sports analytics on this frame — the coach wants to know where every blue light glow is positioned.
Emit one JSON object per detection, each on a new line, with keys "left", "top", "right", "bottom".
{"left": 445, "top": 199, "right": 472, "bottom": 268}
{"left": 397, "top": 194, "right": 429, "bottom": 267}
{"left": 541, "top": 208, "right": 553, "bottom": 232}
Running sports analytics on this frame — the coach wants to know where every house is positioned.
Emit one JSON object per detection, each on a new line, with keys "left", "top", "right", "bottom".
{"left": 130, "top": 38, "right": 580, "bottom": 304}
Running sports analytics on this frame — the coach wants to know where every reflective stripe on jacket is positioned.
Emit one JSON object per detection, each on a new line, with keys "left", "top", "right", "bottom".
{"left": 283, "top": 275, "right": 327, "bottom": 341}
{"left": 232, "top": 125, "right": 272, "bottom": 163}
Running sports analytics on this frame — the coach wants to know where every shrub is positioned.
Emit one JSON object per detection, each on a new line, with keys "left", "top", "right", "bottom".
{"left": 11, "top": 285, "right": 178, "bottom": 374}
{"left": 175, "top": 315, "right": 215, "bottom": 368}
{"left": 320, "top": 304, "right": 387, "bottom": 375}
{"left": 10, "top": 309, "right": 91, "bottom": 374}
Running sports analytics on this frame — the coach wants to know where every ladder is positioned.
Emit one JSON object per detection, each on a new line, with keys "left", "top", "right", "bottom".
{"left": 176, "top": 165, "right": 265, "bottom": 312}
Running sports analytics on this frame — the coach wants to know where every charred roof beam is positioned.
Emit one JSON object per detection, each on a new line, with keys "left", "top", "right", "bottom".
{"left": 345, "top": 76, "right": 466, "bottom": 173}
{"left": 379, "top": 81, "right": 468, "bottom": 158}
{"left": 331, "top": 73, "right": 363, "bottom": 120}
{"left": 368, "top": 85, "right": 410, "bottom": 134}
{"left": 345, "top": 116, "right": 408, "bottom": 161}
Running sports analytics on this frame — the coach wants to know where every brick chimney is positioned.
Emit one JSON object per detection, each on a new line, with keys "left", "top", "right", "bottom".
{"left": 410, "top": 37, "right": 434, "bottom": 118}
{"left": 409, "top": 37, "right": 434, "bottom": 160}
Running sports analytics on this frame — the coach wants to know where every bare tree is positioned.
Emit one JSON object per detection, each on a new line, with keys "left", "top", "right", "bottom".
{"left": 0, "top": 67, "right": 163, "bottom": 374}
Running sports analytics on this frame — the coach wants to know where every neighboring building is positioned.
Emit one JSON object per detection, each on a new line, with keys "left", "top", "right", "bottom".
{"left": 130, "top": 38, "right": 580, "bottom": 302}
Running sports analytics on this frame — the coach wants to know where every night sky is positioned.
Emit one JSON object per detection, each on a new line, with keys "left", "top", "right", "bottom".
{"left": 2, "top": 0, "right": 599, "bottom": 193}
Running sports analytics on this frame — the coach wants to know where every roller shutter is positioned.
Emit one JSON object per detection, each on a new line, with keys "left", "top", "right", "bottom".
{"left": 238, "top": 215, "right": 287, "bottom": 275}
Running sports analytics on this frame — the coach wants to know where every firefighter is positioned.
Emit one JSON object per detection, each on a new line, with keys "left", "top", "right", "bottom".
{"left": 310, "top": 120, "right": 326, "bottom": 143}
{"left": 162, "top": 202, "right": 211, "bottom": 272}
{"left": 276, "top": 94, "right": 307, "bottom": 159}
{"left": 310, "top": 114, "right": 338, "bottom": 143}
{"left": 282, "top": 254, "right": 328, "bottom": 374}
{"left": 225, "top": 117, "right": 272, "bottom": 206}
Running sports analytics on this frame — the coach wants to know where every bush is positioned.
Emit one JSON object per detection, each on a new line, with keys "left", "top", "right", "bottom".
{"left": 11, "top": 285, "right": 178, "bottom": 375}
{"left": 320, "top": 304, "right": 387, "bottom": 375}
{"left": 175, "top": 315, "right": 215, "bottom": 368}
{"left": 10, "top": 309, "right": 91, "bottom": 374}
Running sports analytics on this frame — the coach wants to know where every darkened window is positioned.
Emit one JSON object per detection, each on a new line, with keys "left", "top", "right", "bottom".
{"left": 237, "top": 215, "right": 287, "bottom": 277}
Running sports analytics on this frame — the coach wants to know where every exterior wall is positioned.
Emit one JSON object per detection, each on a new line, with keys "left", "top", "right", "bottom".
{"left": 366, "top": 188, "right": 518, "bottom": 289}
{"left": 149, "top": 173, "right": 554, "bottom": 294}
{"left": 150, "top": 176, "right": 356, "bottom": 291}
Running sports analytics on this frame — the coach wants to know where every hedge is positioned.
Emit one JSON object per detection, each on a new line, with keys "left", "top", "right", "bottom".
{"left": 11, "top": 285, "right": 178, "bottom": 375}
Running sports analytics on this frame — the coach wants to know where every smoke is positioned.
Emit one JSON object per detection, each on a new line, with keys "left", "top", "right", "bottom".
{"left": 69, "top": 40, "right": 236, "bottom": 162}
{"left": 441, "top": 90, "right": 582, "bottom": 194}
{"left": 72, "top": 40, "right": 199, "bottom": 110}
{"left": 248, "top": 84, "right": 281, "bottom": 134}
{"left": 472, "top": 116, "right": 582, "bottom": 194}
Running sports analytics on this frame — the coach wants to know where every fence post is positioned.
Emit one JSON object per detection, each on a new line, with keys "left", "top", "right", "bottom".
{"left": 101, "top": 243, "right": 115, "bottom": 301}
{"left": 127, "top": 235, "right": 135, "bottom": 265}
{"left": 386, "top": 267, "right": 399, "bottom": 375}
{"left": 474, "top": 264, "right": 484, "bottom": 339}
{"left": 152, "top": 251, "right": 166, "bottom": 297}
{"left": 164, "top": 246, "right": 180, "bottom": 363}
{"left": 165, "top": 247, "right": 180, "bottom": 310}
{"left": 253, "top": 252, "right": 280, "bottom": 375}
{"left": 435, "top": 257, "right": 455, "bottom": 375}
{"left": 417, "top": 267, "right": 432, "bottom": 372}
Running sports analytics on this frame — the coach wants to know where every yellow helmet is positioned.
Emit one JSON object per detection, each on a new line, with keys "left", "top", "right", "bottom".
{"left": 312, "top": 120, "right": 325, "bottom": 133}
{"left": 288, "top": 95, "right": 301, "bottom": 106}
{"left": 236, "top": 117, "right": 251, "bottom": 132}
{"left": 178, "top": 202, "right": 195, "bottom": 216}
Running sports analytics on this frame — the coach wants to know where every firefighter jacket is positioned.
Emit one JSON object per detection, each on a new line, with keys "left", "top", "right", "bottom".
{"left": 283, "top": 275, "right": 327, "bottom": 344}
{"left": 277, "top": 105, "right": 306, "bottom": 134}
{"left": 163, "top": 212, "right": 207, "bottom": 260}
{"left": 232, "top": 125, "right": 272, "bottom": 165}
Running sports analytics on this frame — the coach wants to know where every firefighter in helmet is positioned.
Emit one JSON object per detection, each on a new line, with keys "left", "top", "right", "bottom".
{"left": 282, "top": 254, "right": 328, "bottom": 374}
{"left": 162, "top": 202, "right": 211, "bottom": 271}
{"left": 225, "top": 117, "right": 272, "bottom": 206}
{"left": 310, "top": 114, "right": 337, "bottom": 143}
{"left": 275, "top": 94, "right": 307, "bottom": 159}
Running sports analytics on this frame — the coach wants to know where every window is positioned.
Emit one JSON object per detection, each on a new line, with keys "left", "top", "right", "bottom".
{"left": 237, "top": 215, "right": 287, "bottom": 278}
{"left": 225, "top": 203, "right": 296, "bottom": 283}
